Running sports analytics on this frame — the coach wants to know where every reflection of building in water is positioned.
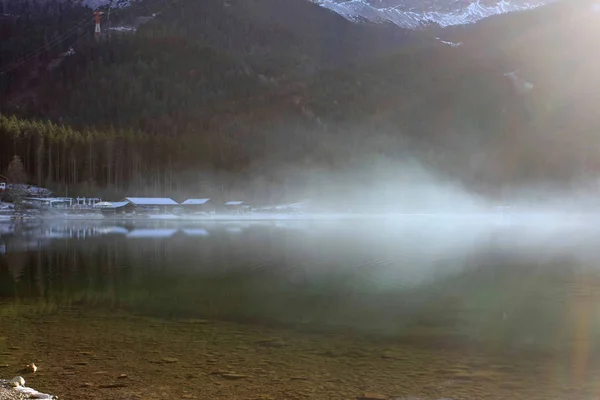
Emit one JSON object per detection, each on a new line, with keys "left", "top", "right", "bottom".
{"left": 0, "top": 223, "right": 129, "bottom": 253}
{"left": 126, "top": 229, "right": 178, "bottom": 238}
{"left": 181, "top": 229, "right": 209, "bottom": 237}
{"left": 0, "top": 221, "right": 265, "bottom": 255}
{"left": 43, "top": 224, "right": 106, "bottom": 239}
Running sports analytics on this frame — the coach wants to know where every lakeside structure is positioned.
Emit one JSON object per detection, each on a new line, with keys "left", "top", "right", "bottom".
{"left": 16, "top": 196, "right": 256, "bottom": 217}
{"left": 181, "top": 198, "right": 216, "bottom": 213}
{"left": 1, "top": 187, "right": 317, "bottom": 221}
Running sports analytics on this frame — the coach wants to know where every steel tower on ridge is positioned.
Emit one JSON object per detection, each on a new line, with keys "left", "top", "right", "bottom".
{"left": 93, "top": 11, "right": 104, "bottom": 41}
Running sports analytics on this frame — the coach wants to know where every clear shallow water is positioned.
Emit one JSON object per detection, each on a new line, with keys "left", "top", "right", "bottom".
{"left": 2, "top": 216, "right": 600, "bottom": 355}
{"left": 4, "top": 216, "right": 600, "bottom": 399}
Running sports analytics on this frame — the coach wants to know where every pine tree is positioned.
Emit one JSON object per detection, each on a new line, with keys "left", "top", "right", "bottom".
{"left": 6, "top": 154, "right": 28, "bottom": 213}
{"left": 7, "top": 155, "right": 27, "bottom": 184}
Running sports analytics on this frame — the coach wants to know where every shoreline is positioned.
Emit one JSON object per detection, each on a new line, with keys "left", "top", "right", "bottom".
{"left": 0, "top": 304, "right": 574, "bottom": 400}
{"left": 0, "top": 378, "right": 56, "bottom": 400}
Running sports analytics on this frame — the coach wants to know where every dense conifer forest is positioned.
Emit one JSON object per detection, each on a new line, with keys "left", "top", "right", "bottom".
{"left": 1, "top": 0, "right": 599, "bottom": 204}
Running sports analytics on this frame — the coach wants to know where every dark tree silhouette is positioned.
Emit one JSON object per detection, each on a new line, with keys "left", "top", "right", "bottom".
{"left": 7, "top": 155, "right": 27, "bottom": 184}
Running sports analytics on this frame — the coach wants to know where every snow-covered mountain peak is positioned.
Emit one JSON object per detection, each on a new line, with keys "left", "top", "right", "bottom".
{"left": 80, "top": 0, "right": 552, "bottom": 29}
{"left": 313, "top": 0, "right": 552, "bottom": 28}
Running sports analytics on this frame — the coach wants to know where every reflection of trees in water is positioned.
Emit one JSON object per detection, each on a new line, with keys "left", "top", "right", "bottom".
{"left": 0, "top": 260, "right": 16, "bottom": 297}
{"left": 8, "top": 253, "right": 26, "bottom": 282}
{"left": 3, "top": 224, "right": 600, "bottom": 357}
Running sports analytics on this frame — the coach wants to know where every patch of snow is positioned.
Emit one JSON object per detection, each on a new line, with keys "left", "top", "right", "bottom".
{"left": 109, "top": 26, "right": 137, "bottom": 32}
{"left": 9, "top": 184, "right": 53, "bottom": 197}
{"left": 436, "top": 37, "right": 462, "bottom": 47}
{"left": 62, "top": 47, "right": 75, "bottom": 57}
{"left": 82, "top": 0, "right": 134, "bottom": 9}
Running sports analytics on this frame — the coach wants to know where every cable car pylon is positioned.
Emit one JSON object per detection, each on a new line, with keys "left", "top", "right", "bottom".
{"left": 93, "top": 10, "right": 104, "bottom": 42}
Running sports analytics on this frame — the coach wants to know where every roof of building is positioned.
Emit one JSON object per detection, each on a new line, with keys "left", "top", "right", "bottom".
{"left": 96, "top": 201, "right": 130, "bottom": 208}
{"left": 224, "top": 201, "right": 244, "bottom": 206}
{"left": 122, "top": 197, "right": 178, "bottom": 206}
{"left": 181, "top": 198, "right": 211, "bottom": 205}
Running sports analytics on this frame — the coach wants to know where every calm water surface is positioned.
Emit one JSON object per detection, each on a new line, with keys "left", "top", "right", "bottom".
{"left": 2, "top": 216, "right": 600, "bottom": 398}
{"left": 2, "top": 217, "right": 599, "bottom": 349}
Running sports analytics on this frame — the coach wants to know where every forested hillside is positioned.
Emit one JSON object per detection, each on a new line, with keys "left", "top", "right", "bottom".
{"left": 0, "top": 0, "right": 599, "bottom": 205}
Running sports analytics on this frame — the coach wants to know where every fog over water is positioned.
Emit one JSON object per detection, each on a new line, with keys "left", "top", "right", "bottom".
{"left": 2, "top": 214, "right": 600, "bottom": 356}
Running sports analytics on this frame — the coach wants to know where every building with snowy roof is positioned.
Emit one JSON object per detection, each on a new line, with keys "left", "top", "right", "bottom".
{"left": 95, "top": 201, "right": 133, "bottom": 215}
{"left": 180, "top": 198, "right": 216, "bottom": 214}
{"left": 120, "top": 197, "right": 178, "bottom": 213}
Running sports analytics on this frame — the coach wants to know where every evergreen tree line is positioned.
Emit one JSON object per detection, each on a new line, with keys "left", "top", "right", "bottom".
{"left": 0, "top": 114, "right": 186, "bottom": 197}
{"left": 0, "top": 113, "right": 350, "bottom": 203}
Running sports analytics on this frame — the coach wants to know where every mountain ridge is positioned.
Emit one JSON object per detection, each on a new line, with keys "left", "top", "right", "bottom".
{"left": 0, "top": 0, "right": 599, "bottom": 202}
{"left": 313, "top": 0, "right": 552, "bottom": 28}
{"left": 76, "top": 0, "right": 553, "bottom": 28}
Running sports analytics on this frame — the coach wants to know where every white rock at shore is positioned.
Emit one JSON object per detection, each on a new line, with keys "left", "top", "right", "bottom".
{"left": 0, "top": 377, "right": 56, "bottom": 399}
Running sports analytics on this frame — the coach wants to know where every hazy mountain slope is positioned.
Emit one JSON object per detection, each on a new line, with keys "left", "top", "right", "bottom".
{"left": 1, "top": 0, "right": 600, "bottom": 201}
{"left": 138, "top": 0, "right": 420, "bottom": 65}
{"left": 1, "top": 0, "right": 430, "bottom": 126}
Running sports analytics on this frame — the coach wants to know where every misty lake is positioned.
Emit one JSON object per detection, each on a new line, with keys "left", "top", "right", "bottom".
{"left": 2, "top": 216, "right": 600, "bottom": 399}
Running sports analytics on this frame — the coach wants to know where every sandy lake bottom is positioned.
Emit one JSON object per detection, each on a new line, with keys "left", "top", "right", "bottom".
{"left": 1, "top": 302, "right": 598, "bottom": 400}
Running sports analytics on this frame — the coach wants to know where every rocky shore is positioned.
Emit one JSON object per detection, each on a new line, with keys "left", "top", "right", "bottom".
{"left": 0, "top": 377, "right": 55, "bottom": 400}
{"left": 0, "top": 304, "right": 583, "bottom": 400}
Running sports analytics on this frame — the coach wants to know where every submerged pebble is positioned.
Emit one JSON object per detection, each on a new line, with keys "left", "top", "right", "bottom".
{"left": 10, "top": 376, "right": 24, "bottom": 387}
{"left": 23, "top": 363, "right": 37, "bottom": 373}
